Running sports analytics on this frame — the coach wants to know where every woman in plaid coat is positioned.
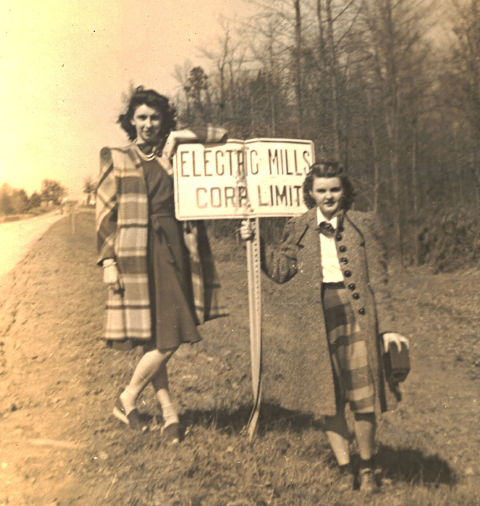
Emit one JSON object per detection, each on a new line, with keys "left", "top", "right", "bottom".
{"left": 241, "top": 162, "right": 409, "bottom": 493}
{"left": 96, "top": 87, "right": 227, "bottom": 442}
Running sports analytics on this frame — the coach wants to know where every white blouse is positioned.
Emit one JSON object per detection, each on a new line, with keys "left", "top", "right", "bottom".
{"left": 317, "top": 208, "right": 344, "bottom": 283}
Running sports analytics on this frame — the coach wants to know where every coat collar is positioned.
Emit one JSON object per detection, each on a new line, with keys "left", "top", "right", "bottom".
{"left": 305, "top": 207, "right": 345, "bottom": 232}
{"left": 116, "top": 144, "right": 143, "bottom": 169}
{"left": 306, "top": 207, "right": 318, "bottom": 230}
{"left": 122, "top": 144, "right": 172, "bottom": 174}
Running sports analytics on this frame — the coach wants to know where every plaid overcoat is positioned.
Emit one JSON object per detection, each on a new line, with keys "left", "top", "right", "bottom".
{"left": 262, "top": 208, "right": 399, "bottom": 417}
{"left": 95, "top": 127, "right": 228, "bottom": 341}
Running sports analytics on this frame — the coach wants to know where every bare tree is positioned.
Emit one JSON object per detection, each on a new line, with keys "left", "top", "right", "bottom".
{"left": 199, "top": 18, "right": 247, "bottom": 126}
{"left": 172, "top": 0, "right": 478, "bottom": 268}
{"left": 173, "top": 60, "right": 194, "bottom": 120}
{"left": 450, "top": 0, "right": 480, "bottom": 208}
{"left": 293, "top": 0, "right": 304, "bottom": 137}
{"left": 361, "top": 0, "right": 434, "bottom": 265}
{"left": 325, "top": 0, "right": 340, "bottom": 157}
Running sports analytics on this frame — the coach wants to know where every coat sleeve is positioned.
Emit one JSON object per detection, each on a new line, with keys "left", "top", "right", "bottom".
{"left": 261, "top": 218, "right": 300, "bottom": 284}
{"left": 95, "top": 147, "right": 118, "bottom": 265}
{"left": 162, "top": 126, "right": 228, "bottom": 161}
{"left": 363, "top": 213, "right": 395, "bottom": 335}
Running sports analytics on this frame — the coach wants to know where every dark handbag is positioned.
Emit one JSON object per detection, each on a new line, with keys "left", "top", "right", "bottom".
{"left": 383, "top": 341, "right": 410, "bottom": 383}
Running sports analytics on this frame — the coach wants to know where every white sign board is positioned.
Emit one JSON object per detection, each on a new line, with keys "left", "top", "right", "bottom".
{"left": 174, "top": 138, "right": 314, "bottom": 219}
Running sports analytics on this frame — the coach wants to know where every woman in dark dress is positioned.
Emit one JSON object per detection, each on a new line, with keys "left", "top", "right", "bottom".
{"left": 96, "top": 87, "right": 227, "bottom": 441}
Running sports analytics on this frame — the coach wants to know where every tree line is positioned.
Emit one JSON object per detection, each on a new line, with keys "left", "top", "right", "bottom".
{"left": 172, "top": 0, "right": 479, "bottom": 271}
{"left": 0, "top": 180, "right": 67, "bottom": 217}
{"left": 0, "top": 177, "right": 98, "bottom": 219}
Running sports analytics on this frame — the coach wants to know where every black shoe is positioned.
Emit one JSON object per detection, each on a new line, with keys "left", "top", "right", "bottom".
{"left": 359, "top": 468, "right": 379, "bottom": 494}
{"left": 161, "top": 422, "right": 180, "bottom": 444}
{"left": 333, "top": 464, "right": 354, "bottom": 492}
{"left": 113, "top": 396, "right": 148, "bottom": 432}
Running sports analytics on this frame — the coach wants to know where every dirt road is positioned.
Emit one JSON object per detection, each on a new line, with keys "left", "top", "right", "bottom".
{"left": 0, "top": 212, "right": 64, "bottom": 280}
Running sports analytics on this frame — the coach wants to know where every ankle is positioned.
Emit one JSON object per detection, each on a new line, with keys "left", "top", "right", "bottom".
{"left": 333, "top": 463, "right": 354, "bottom": 492}
{"left": 161, "top": 403, "right": 179, "bottom": 427}
{"left": 338, "top": 463, "right": 352, "bottom": 474}
{"left": 359, "top": 457, "right": 375, "bottom": 471}
{"left": 120, "top": 388, "right": 137, "bottom": 415}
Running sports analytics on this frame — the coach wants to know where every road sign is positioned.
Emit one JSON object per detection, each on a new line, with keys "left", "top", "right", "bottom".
{"left": 173, "top": 138, "right": 315, "bottom": 220}
{"left": 174, "top": 137, "right": 315, "bottom": 439}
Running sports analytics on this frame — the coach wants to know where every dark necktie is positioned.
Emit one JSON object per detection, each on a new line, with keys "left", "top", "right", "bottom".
{"left": 318, "top": 221, "right": 335, "bottom": 238}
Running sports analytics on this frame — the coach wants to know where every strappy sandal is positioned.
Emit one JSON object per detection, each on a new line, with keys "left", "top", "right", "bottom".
{"left": 112, "top": 396, "right": 148, "bottom": 432}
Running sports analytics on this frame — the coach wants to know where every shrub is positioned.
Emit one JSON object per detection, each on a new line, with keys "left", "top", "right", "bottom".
{"left": 417, "top": 208, "right": 479, "bottom": 272}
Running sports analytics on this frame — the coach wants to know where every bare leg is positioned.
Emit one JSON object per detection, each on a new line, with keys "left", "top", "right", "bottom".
{"left": 120, "top": 347, "right": 177, "bottom": 415}
{"left": 151, "top": 362, "right": 179, "bottom": 428}
{"left": 354, "top": 412, "right": 378, "bottom": 493}
{"left": 324, "top": 404, "right": 350, "bottom": 466}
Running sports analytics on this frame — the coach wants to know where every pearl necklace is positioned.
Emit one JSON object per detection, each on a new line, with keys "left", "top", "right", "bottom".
{"left": 134, "top": 145, "right": 156, "bottom": 161}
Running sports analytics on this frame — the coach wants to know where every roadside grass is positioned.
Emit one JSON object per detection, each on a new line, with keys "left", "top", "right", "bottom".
{"left": 0, "top": 211, "right": 478, "bottom": 505}
{"left": 0, "top": 207, "right": 55, "bottom": 224}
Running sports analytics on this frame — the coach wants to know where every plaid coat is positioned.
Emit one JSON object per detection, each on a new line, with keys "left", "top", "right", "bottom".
{"left": 262, "top": 208, "right": 399, "bottom": 416}
{"left": 96, "top": 127, "right": 228, "bottom": 341}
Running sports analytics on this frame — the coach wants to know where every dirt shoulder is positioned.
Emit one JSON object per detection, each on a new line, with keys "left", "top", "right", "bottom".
{"left": 0, "top": 211, "right": 64, "bottom": 279}
{"left": 0, "top": 213, "right": 478, "bottom": 506}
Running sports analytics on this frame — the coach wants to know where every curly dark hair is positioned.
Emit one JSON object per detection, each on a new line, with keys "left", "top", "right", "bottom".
{"left": 118, "top": 86, "right": 177, "bottom": 147}
{"left": 302, "top": 162, "right": 355, "bottom": 210}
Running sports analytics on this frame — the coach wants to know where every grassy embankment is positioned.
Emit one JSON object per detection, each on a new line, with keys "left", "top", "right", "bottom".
{"left": 0, "top": 211, "right": 478, "bottom": 506}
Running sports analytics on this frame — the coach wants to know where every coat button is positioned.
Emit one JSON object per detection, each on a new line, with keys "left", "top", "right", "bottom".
{"left": 344, "top": 270, "right": 352, "bottom": 277}
{"left": 348, "top": 283, "right": 356, "bottom": 291}
{"left": 339, "top": 246, "right": 347, "bottom": 252}
{"left": 358, "top": 307, "right": 365, "bottom": 315}
{"left": 352, "top": 292, "right": 360, "bottom": 300}
{"left": 336, "top": 234, "right": 343, "bottom": 241}
{"left": 340, "top": 257, "right": 348, "bottom": 264}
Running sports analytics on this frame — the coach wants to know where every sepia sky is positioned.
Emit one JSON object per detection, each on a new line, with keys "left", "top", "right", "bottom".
{"left": 0, "top": 0, "right": 257, "bottom": 197}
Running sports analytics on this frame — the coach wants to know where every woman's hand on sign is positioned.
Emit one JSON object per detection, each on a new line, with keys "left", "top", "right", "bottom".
{"left": 383, "top": 332, "right": 409, "bottom": 353}
{"left": 240, "top": 220, "right": 254, "bottom": 241}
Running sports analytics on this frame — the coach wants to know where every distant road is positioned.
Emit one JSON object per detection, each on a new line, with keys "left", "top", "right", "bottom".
{"left": 0, "top": 212, "right": 64, "bottom": 280}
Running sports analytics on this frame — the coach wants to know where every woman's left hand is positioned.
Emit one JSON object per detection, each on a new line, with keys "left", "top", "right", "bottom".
{"left": 103, "top": 263, "right": 123, "bottom": 293}
{"left": 383, "top": 332, "right": 409, "bottom": 353}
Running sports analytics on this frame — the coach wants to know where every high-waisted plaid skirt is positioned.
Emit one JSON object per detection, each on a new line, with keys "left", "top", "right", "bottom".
{"left": 322, "top": 283, "right": 375, "bottom": 413}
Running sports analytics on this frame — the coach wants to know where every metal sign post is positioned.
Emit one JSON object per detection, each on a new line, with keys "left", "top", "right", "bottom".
{"left": 173, "top": 138, "right": 315, "bottom": 440}
{"left": 246, "top": 218, "right": 262, "bottom": 440}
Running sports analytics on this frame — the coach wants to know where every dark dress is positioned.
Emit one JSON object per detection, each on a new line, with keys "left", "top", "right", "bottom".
{"left": 107, "top": 158, "right": 202, "bottom": 351}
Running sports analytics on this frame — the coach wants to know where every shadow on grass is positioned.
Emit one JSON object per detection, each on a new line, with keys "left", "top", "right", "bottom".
{"left": 183, "top": 402, "right": 323, "bottom": 435}
{"left": 182, "top": 403, "right": 455, "bottom": 487}
{"left": 375, "top": 444, "right": 456, "bottom": 486}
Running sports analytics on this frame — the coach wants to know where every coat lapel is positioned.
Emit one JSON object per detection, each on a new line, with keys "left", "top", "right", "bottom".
{"left": 300, "top": 208, "right": 323, "bottom": 285}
